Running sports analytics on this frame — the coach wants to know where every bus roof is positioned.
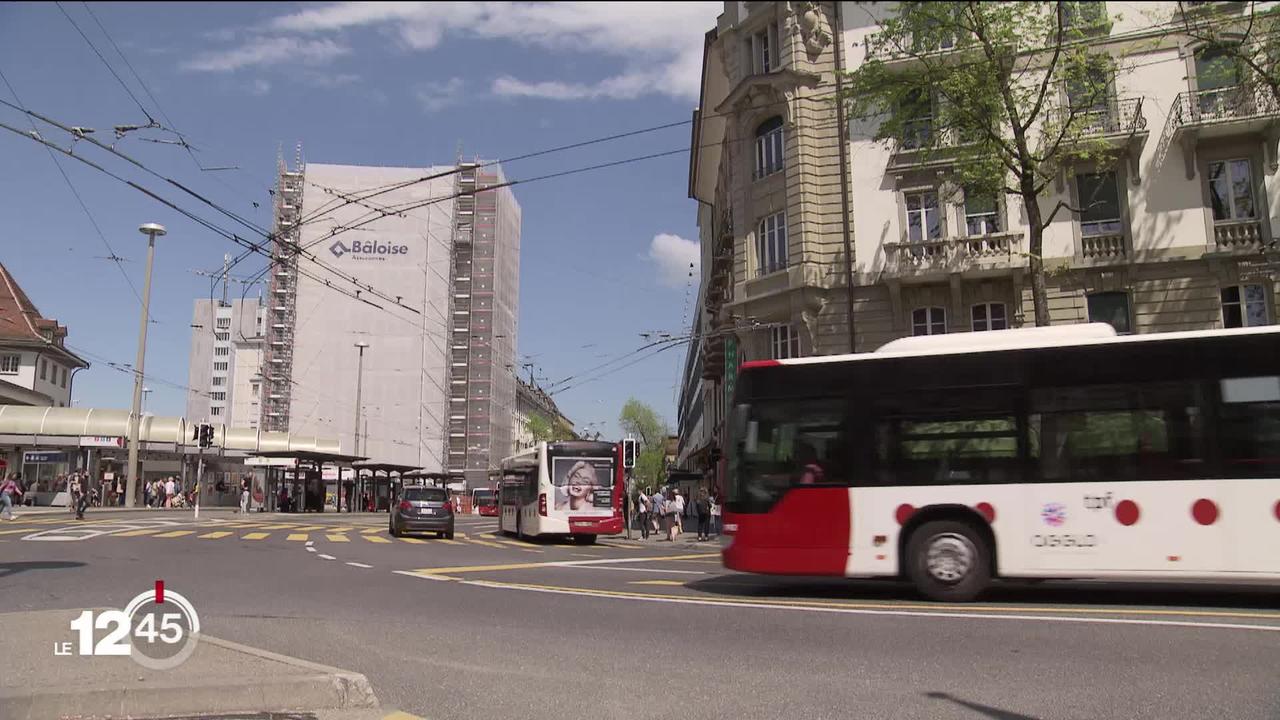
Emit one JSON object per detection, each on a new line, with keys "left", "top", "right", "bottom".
{"left": 742, "top": 323, "right": 1280, "bottom": 369}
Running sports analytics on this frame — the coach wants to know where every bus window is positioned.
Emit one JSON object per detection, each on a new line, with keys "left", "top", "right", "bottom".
{"left": 1217, "top": 376, "right": 1280, "bottom": 478}
{"left": 727, "top": 398, "right": 849, "bottom": 509}
{"left": 1028, "top": 382, "right": 1205, "bottom": 482}
{"left": 873, "top": 387, "right": 1021, "bottom": 486}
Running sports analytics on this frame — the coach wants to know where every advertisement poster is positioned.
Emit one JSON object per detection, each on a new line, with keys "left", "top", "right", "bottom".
{"left": 551, "top": 457, "right": 614, "bottom": 514}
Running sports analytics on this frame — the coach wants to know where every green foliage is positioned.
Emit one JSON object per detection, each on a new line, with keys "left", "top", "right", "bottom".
{"left": 525, "top": 414, "right": 571, "bottom": 444}
{"left": 619, "top": 398, "right": 670, "bottom": 488}
{"left": 845, "top": 1, "right": 1140, "bottom": 325}
{"left": 1178, "top": 2, "right": 1280, "bottom": 97}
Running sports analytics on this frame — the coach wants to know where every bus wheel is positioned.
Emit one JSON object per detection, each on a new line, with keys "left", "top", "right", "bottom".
{"left": 906, "top": 520, "right": 990, "bottom": 602}
{"left": 572, "top": 534, "right": 597, "bottom": 545}
{"left": 516, "top": 513, "right": 525, "bottom": 541}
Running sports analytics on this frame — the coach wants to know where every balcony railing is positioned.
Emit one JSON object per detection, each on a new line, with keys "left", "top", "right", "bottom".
{"left": 1169, "top": 83, "right": 1280, "bottom": 128}
{"left": 1081, "top": 232, "right": 1127, "bottom": 259}
{"left": 1214, "top": 219, "right": 1263, "bottom": 251}
{"left": 1053, "top": 97, "right": 1147, "bottom": 138}
{"left": 865, "top": 30, "right": 957, "bottom": 63}
{"left": 884, "top": 233, "right": 1023, "bottom": 276}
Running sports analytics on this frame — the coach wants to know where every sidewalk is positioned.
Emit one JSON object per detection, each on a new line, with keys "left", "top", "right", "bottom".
{"left": 8, "top": 505, "right": 240, "bottom": 517}
{"left": 615, "top": 517, "right": 726, "bottom": 549}
{"left": 0, "top": 608, "right": 380, "bottom": 720}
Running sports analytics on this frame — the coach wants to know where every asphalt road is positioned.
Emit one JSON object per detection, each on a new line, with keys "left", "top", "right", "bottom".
{"left": 2, "top": 508, "right": 1277, "bottom": 720}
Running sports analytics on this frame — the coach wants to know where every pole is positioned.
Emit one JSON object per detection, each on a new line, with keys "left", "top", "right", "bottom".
{"left": 353, "top": 344, "right": 367, "bottom": 457}
{"left": 125, "top": 225, "right": 163, "bottom": 507}
{"left": 194, "top": 446, "right": 203, "bottom": 521}
{"left": 833, "top": 0, "right": 857, "bottom": 355}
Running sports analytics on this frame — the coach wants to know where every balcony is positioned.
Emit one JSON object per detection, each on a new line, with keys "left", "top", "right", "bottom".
{"left": 1213, "top": 218, "right": 1265, "bottom": 253}
{"left": 864, "top": 29, "right": 961, "bottom": 69}
{"left": 887, "top": 124, "right": 975, "bottom": 171}
{"left": 883, "top": 233, "right": 1025, "bottom": 281}
{"left": 1081, "top": 232, "right": 1127, "bottom": 260}
{"left": 1164, "top": 83, "right": 1280, "bottom": 178}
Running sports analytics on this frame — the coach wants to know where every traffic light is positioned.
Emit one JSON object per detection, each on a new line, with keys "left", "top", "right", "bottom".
{"left": 622, "top": 437, "right": 637, "bottom": 469}
{"left": 195, "top": 423, "right": 214, "bottom": 449}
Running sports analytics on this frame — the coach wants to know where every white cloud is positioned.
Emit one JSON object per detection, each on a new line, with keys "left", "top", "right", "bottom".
{"left": 264, "top": 1, "right": 719, "bottom": 101}
{"left": 183, "top": 36, "right": 350, "bottom": 72}
{"left": 415, "top": 77, "right": 465, "bottom": 113}
{"left": 305, "top": 72, "right": 361, "bottom": 88}
{"left": 248, "top": 78, "right": 272, "bottom": 96}
{"left": 648, "top": 233, "right": 699, "bottom": 288}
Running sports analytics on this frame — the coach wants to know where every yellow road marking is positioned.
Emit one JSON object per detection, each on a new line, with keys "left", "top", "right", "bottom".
{"left": 198, "top": 531, "right": 233, "bottom": 539}
{"left": 465, "top": 539, "right": 504, "bottom": 549}
{"left": 408, "top": 554, "right": 719, "bottom": 576}
{"left": 154, "top": 530, "right": 195, "bottom": 538}
{"left": 114, "top": 528, "right": 164, "bottom": 537}
{"left": 437, "top": 538, "right": 462, "bottom": 545}
{"left": 290, "top": 525, "right": 325, "bottom": 530}
{"left": 326, "top": 526, "right": 354, "bottom": 533}
{"left": 257, "top": 524, "right": 296, "bottom": 530}
{"left": 364, "top": 535, "right": 392, "bottom": 544}
{"left": 399, "top": 537, "right": 427, "bottom": 544}
{"left": 327, "top": 534, "right": 350, "bottom": 542}
{"left": 629, "top": 580, "right": 686, "bottom": 586}
{"left": 0, "top": 527, "right": 38, "bottom": 535}
{"left": 382, "top": 711, "right": 426, "bottom": 720}
{"left": 597, "top": 543, "right": 643, "bottom": 550}
{"left": 241, "top": 532, "right": 269, "bottom": 540}
{"left": 287, "top": 533, "right": 309, "bottom": 541}
{"left": 361, "top": 527, "right": 384, "bottom": 535}
{"left": 494, "top": 540, "right": 528, "bottom": 548}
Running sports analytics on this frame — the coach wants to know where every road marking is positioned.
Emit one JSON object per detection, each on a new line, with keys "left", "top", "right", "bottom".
{"left": 306, "top": 540, "right": 314, "bottom": 547}
{"left": 596, "top": 543, "right": 643, "bottom": 550}
{"left": 114, "top": 528, "right": 164, "bottom": 537}
{"left": 241, "top": 532, "right": 269, "bottom": 540}
{"left": 437, "top": 538, "right": 462, "bottom": 545}
{"left": 293, "top": 525, "right": 325, "bottom": 531}
{"left": 560, "top": 565, "right": 706, "bottom": 575}
{"left": 0, "top": 527, "right": 38, "bottom": 535}
{"left": 327, "top": 534, "right": 350, "bottom": 542}
{"left": 287, "top": 533, "right": 309, "bottom": 541}
{"left": 381, "top": 711, "right": 426, "bottom": 720}
{"left": 364, "top": 535, "right": 392, "bottom": 544}
{"left": 393, "top": 570, "right": 455, "bottom": 582}
{"left": 465, "top": 538, "right": 505, "bottom": 549}
{"left": 154, "top": 530, "right": 195, "bottom": 538}
{"left": 406, "top": 553, "right": 721, "bottom": 577}
{"left": 399, "top": 537, "right": 427, "bottom": 544}
{"left": 629, "top": 580, "right": 687, "bottom": 586}
{"left": 306, "top": 547, "right": 317, "bottom": 553}
{"left": 346, "top": 561, "right": 373, "bottom": 568}
{"left": 257, "top": 524, "right": 296, "bottom": 529}
{"left": 361, "top": 527, "right": 384, "bottom": 535}
{"left": 198, "top": 531, "right": 232, "bottom": 539}
{"left": 318, "top": 554, "right": 336, "bottom": 560}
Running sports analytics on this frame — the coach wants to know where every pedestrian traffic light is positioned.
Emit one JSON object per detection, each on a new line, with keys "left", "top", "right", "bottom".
{"left": 196, "top": 423, "right": 214, "bottom": 449}
{"left": 622, "top": 437, "right": 636, "bottom": 469}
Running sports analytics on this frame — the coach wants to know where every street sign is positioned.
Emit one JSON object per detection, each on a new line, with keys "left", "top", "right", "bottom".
{"left": 80, "top": 436, "right": 124, "bottom": 447}
{"left": 23, "top": 451, "right": 67, "bottom": 464}
{"left": 723, "top": 336, "right": 738, "bottom": 407}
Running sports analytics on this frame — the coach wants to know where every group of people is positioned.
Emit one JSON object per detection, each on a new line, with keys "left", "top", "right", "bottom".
{"left": 631, "top": 487, "right": 720, "bottom": 542}
{"left": 143, "top": 476, "right": 188, "bottom": 509}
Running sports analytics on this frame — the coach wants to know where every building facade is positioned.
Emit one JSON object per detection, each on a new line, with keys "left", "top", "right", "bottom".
{"left": 0, "top": 262, "right": 87, "bottom": 409}
{"left": 185, "top": 298, "right": 263, "bottom": 427}
{"left": 512, "top": 377, "right": 575, "bottom": 453}
{"left": 255, "top": 158, "right": 520, "bottom": 482}
{"left": 680, "top": 1, "right": 1280, "bottom": 484}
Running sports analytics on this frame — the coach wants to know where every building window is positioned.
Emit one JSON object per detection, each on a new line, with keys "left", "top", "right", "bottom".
{"left": 905, "top": 191, "right": 942, "bottom": 242}
{"left": 963, "top": 191, "right": 1000, "bottom": 236}
{"left": 40, "top": 359, "right": 47, "bottom": 381}
{"left": 215, "top": 332, "right": 230, "bottom": 342}
{"left": 1087, "top": 291, "right": 1131, "bottom": 333}
{"left": 754, "top": 116, "right": 785, "bottom": 179}
{"left": 900, "top": 87, "right": 934, "bottom": 149}
{"left": 213, "top": 362, "right": 229, "bottom": 372}
{"left": 216, "top": 317, "right": 232, "bottom": 329}
{"left": 1207, "top": 158, "right": 1256, "bottom": 222}
{"left": 212, "top": 376, "right": 226, "bottom": 387}
{"left": 1194, "top": 46, "right": 1241, "bottom": 116}
{"left": 750, "top": 22, "right": 779, "bottom": 74}
{"left": 1222, "top": 284, "right": 1270, "bottom": 328}
{"left": 252, "top": 384, "right": 259, "bottom": 397}
{"left": 0, "top": 354, "right": 18, "bottom": 374}
{"left": 770, "top": 325, "right": 801, "bottom": 359}
{"left": 210, "top": 392, "right": 226, "bottom": 401}
{"left": 972, "top": 303, "right": 1008, "bottom": 331}
{"left": 214, "top": 346, "right": 230, "bottom": 357}
{"left": 1075, "top": 171, "right": 1122, "bottom": 237}
{"left": 912, "top": 307, "right": 947, "bottom": 336}
{"left": 210, "top": 406, "right": 223, "bottom": 417}
{"left": 1063, "top": 2, "right": 1108, "bottom": 30}
{"left": 60, "top": 367, "right": 67, "bottom": 388}
{"left": 757, "top": 212, "right": 788, "bottom": 276}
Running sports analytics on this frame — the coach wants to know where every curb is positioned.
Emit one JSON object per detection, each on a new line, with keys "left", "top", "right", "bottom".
{"left": 0, "top": 633, "right": 378, "bottom": 720}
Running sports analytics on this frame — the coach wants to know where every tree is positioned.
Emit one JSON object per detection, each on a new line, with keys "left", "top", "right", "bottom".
{"left": 1175, "top": 1, "right": 1280, "bottom": 100}
{"left": 525, "top": 414, "right": 570, "bottom": 445}
{"left": 845, "top": 2, "right": 1139, "bottom": 326}
{"left": 619, "top": 398, "right": 670, "bottom": 489}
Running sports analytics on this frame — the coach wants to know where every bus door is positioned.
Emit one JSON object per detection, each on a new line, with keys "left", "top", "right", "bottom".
{"left": 1216, "top": 375, "right": 1280, "bottom": 575}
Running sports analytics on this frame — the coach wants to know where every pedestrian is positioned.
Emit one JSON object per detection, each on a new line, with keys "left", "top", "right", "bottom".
{"left": 72, "top": 474, "right": 89, "bottom": 520}
{"left": 164, "top": 476, "right": 176, "bottom": 508}
{"left": 1, "top": 473, "right": 23, "bottom": 520}
{"left": 710, "top": 491, "right": 721, "bottom": 537}
{"left": 637, "top": 490, "right": 650, "bottom": 540}
{"left": 651, "top": 489, "right": 666, "bottom": 538}
{"left": 239, "top": 477, "right": 250, "bottom": 513}
{"left": 143, "top": 478, "right": 152, "bottom": 508}
{"left": 669, "top": 489, "right": 686, "bottom": 541}
{"left": 695, "top": 488, "right": 711, "bottom": 541}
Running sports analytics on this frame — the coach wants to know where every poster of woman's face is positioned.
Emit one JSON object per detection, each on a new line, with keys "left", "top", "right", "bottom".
{"left": 551, "top": 457, "right": 613, "bottom": 512}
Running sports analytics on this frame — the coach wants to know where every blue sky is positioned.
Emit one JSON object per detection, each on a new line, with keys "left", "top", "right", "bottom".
{"left": 0, "top": 2, "right": 719, "bottom": 441}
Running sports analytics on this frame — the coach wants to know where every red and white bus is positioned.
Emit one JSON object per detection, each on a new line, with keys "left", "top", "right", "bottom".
{"left": 472, "top": 486, "right": 498, "bottom": 517}
{"left": 499, "top": 440, "right": 624, "bottom": 544}
{"left": 722, "top": 323, "right": 1280, "bottom": 601}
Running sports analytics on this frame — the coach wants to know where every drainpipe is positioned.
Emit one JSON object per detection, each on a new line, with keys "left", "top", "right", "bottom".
{"left": 833, "top": 1, "right": 858, "bottom": 354}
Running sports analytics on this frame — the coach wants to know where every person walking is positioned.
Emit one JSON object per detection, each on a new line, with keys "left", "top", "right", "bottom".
{"left": 695, "top": 488, "right": 712, "bottom": 541}
{"left": 710, "top": 491, "right": 722, "bottom": 537}
{"left": 651, "top": 489, "right": 666, "bottom": 539}
{"left": 71, "top": 474, "right": 89, "bottom": 520}
{"left": 239, "top": 477, "right": 250, "bottom": 514}
{"left": 636, "top": 490, "right": 650, "bottom": 540}
{"left": 669, "top": 489, "right": 686, "bottom": 542}
{"left": 164, "top": 476, "right": 177, "bottom": 508}
{"left": 1, "top": 473, "right": 23, "bottom": 521}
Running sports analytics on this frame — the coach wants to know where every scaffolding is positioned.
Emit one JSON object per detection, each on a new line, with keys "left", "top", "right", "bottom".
{"left": 261, "top": 145, "right": 304, "bottom": 432}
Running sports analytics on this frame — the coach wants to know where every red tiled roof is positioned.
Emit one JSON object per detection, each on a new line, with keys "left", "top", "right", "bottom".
{"left": 0, "top": 262, "right": 88, "bottom": 368}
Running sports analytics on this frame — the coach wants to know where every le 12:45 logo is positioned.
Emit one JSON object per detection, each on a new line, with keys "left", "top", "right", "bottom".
{"left": 57, "top": 581, "right": 201, "bottom": 670}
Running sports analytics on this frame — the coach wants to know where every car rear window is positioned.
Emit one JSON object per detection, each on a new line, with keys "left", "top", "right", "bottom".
{"left": 403, "top": 488, "right": 447, "bottom": 502}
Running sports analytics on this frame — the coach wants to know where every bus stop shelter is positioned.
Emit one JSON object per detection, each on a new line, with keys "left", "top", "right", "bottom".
{"left": 249, "top": 450, "right": 365, "bottom": 513}
{"left": 350, "top": 462, "right": 420, "bottom": 513}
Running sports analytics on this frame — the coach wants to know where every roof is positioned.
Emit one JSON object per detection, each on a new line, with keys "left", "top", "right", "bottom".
{"left": 742, "top": 324, "right": 1280, "bottom": 370}
{"left": 0, "top": 263, "right": 88, "bottom": 368}
{"left": 351, "top": 462, "right": 421, "bottom": 473}
{"left": 252, "top": 450, "right": 366, "bottom": 464}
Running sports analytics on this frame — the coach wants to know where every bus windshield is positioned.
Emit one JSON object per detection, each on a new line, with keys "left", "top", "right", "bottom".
{"left": 473, "top": 489, "right": 496, "bottom": 506}
{"left": 728, "top": 397, "right": 848, "bottom": 511}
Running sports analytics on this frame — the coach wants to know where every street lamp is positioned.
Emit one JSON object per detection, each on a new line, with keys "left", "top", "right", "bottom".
{"left": 141, "top": 387, "right": 152, "bottom": 414}
{"left": 353, "top": 341, "right": 370, "bottom": 456}
{"left": 125, "top": 222, "right": 165, "bottom": 508}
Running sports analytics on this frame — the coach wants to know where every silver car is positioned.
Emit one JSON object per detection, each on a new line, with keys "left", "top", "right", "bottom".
{"left": 389, "top": 486, "right": 455, "bottom": 539}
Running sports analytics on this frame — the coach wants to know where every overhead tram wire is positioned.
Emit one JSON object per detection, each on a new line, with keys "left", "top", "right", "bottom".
{"left": 52, "top": 1, "right": 155, "bottom": 127}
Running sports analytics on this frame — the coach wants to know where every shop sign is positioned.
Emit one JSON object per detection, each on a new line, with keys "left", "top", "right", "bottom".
{"left": 81, "top": 436, "right": 125, "bottom": 447}
{"left": 24, "top": 451, "right": 67, "bottom": 464}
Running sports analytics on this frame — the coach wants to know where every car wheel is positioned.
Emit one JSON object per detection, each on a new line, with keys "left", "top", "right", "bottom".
{"left": 389, "top": 521, "right": 401, "bottom": 538}
{"left": 445, "top": 528, "right": 455, "bottom": 540}
{"left": 905, "top": 520, "right": 991, "bottom": 602}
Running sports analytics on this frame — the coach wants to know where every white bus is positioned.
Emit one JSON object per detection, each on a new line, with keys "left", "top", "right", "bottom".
{"left": 723, "top": 323, "right": 1280, "bottom": 601}
{"left": 499, "top": 440, "right": 623, "bottom": 544}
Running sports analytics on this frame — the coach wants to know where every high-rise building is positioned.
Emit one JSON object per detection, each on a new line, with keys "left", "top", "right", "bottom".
{"left": 185, "top": 298, "right": 264, "bottom": 427}
{"left": 252, "top": 157, "right": 520, "bottom": 481}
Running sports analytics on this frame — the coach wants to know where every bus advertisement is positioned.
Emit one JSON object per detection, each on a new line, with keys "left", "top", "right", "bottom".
{"left": 721, "top": 324, "right": 1280, "bottom": 601}
{"left": 499, "top": 440, "right": 624, "bottom": 543}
